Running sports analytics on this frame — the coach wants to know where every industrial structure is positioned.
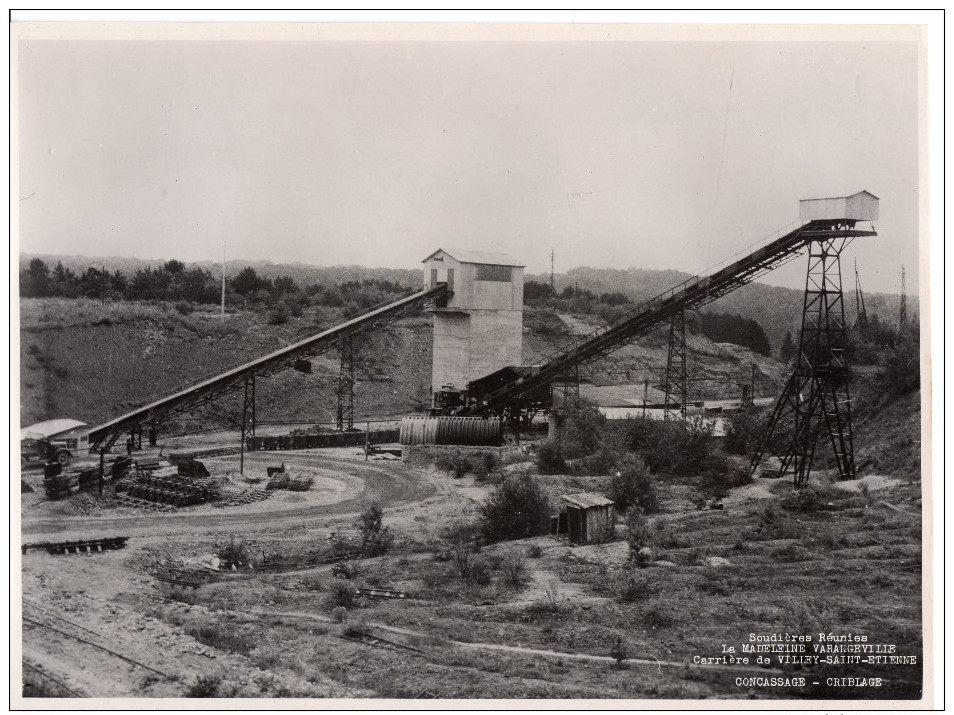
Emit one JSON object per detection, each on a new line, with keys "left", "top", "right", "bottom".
{"left": 750, "top": 191, "right": 878, "bottom": 486}
{"left": 79, "top": 191, "right": 877, "bottom": 488}
{"left": 86, "top": 283, "right": 450, "bottom": 468}
{"left": 423, "top": 248, "right": 524, "bottom": 406}
{"left": 21, "top": 419, "right": 89, "bottom": 459}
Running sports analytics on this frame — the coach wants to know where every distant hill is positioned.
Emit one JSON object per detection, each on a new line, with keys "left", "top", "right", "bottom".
{"left": 19, "top": 252, "right": 916, "bottom": 360}
{"left": 528, "top": 266, "right": 917, "bottom": 359}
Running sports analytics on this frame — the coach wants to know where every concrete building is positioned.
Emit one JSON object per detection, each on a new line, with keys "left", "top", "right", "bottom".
{"left": 799, "top": 190, "right": 879, "bottom": 222}
{"left": 21, "top": 418, "right": 90, "bottom": 457}
{"left": 423, "top": 248, "right": 524, "bottom": 400}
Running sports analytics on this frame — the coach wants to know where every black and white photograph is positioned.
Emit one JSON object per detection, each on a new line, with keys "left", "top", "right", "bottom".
{"left": 11, "top": 12, "right": 941, "bottom": 708}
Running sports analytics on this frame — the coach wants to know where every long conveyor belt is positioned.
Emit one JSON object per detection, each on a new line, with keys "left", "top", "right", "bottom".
{"left": 87, "top": 283, "right": 449, "bottom": 451}
{"left": 467, "top": 217, "right": 876, "bottom": 414}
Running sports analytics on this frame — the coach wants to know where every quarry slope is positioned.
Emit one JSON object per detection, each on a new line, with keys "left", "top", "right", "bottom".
{"left": 19, "top": 298, "right": 787, "bottom": 431}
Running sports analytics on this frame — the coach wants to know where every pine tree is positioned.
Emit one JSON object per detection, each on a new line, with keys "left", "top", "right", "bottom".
{"left": 780, "top": 331, "right": 797, "bottom": 363}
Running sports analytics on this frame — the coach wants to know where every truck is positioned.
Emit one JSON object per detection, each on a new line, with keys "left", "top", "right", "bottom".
{"left": 20, "top": 435, "right": 72, "bottom": 468}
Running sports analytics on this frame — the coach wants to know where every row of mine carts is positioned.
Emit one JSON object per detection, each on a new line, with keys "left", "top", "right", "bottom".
{"left": 246, "top": 429, "right": 399, "bottom": 452}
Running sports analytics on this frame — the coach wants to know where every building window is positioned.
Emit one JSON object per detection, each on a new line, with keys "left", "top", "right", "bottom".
{"left": 475, "top": 264, "right": 512, "bottom": 282}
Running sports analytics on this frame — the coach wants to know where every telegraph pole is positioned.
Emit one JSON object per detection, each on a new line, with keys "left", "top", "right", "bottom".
{"left": 550, "top": 249, "right": 556, "bottom": 298}
{"left": 221, "top": 242, "right": 227, "bottom": 321}
{"left": 899, "top": 265, "right": 907, "bottom": 331}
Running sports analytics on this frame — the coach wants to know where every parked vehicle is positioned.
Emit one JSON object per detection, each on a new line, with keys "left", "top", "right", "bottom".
{"left": 20, "top": 433, "right": 72, "bottom": 468}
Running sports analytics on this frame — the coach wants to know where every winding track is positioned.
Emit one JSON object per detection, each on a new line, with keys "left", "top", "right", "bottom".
{"left": 20, "top": 451, "right": 438, "bottom": 539}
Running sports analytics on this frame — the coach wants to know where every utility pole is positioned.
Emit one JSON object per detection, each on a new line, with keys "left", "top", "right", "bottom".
{"left": 221, "top": 242, "right": 226, "bottom": 321}
{"left": 550, "top": 249, "right": 556, "bottom": 298}
{"left": 899, "top": 265, "right": 907, "bottom": 332}
{"left": 854, "top": 258, "right": 869, "bottom": 335}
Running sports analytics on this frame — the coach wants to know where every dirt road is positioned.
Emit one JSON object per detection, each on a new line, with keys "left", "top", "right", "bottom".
{"left": 21, "top": 451, "right": 437, "bottom": 541}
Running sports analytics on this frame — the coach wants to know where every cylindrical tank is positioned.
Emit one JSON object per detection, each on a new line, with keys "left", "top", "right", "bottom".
{"left": 399, "top": 416, "right": 502, "bottom": 446}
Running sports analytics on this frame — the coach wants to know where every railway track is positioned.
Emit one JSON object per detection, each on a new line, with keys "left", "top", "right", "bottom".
{"left": 22, "top": 660, "right": 83, "bottom": 697}
{"left": 343, "top": 629, "right": 424, "bottom": 655}
{"left": 22, "top": 612, "right": 168, "bottom": 678}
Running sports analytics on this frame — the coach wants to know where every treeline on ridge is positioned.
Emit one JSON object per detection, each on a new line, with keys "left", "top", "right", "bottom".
{"left": 18, "top": 257, "right": 416, "bottom": 322}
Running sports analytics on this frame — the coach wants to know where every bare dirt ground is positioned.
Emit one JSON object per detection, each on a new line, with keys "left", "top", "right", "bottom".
{"left": 18, "top": 442, "right": 924, "bottom": 702}
{"left": 22, "top": 448, "right": 438, "bottom": 541}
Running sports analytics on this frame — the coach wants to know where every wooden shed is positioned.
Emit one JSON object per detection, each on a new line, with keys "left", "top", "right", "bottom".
{"left": 556, "top": 492, "right": 615, "bottom": 546}
{"left": 798, "top": 190, "right": 879, "bottom": 222}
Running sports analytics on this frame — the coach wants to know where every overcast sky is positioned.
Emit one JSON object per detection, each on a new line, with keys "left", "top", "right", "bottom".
{"left": 15, "top": 26, "right": 921, "bottom": 294}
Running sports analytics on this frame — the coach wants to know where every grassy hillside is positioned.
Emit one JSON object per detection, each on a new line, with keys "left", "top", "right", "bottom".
{"left": 18, "top": 298, "right": 785, "bottom": 432}
{"left": 18, "top": 299, "right": 433, "bottom": 432}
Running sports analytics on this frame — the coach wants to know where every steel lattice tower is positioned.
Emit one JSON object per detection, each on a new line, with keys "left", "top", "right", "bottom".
{"left": 751, "top": 235, "right": 856, "bottom": 487}
{"left": 664, "top": 309, "right": 688, "bottom": 422}
{"left": 336, "top": 334, "right": 355, "bottom": 431}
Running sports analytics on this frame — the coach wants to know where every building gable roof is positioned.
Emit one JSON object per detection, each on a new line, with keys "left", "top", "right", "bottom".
{"left": 21, "top": 418, "right": 88, "bottom": 439}
{"left": 801, "top": 189, "right": 879, "bottom": 202}
{"left": 422, "top": 248, "right": 525, "bottom": 267}
{"left": 561, "top": 492, "right": 615, "bottom": 509}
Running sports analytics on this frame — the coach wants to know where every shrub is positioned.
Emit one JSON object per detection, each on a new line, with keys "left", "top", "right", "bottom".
{"left": 298, "top": 572, "right": 322, "bottom": 591}
{"left": 616, "top": 574, "right": 654, "bottom": 602}
{"left": 723, "top": 407, "right": 768, "bottom": 456}
{"left": 187, "top": 675, "right": 222, "bottom": 698}
{"left": 624, "top": 507, "right": 651, "bottom": 568}
{"left": 699, "top": 455, "right": 738, "bottom": 501}
{"left": 610, "top": 635, "right": 628, "bottom": 668}
{"left": 331, "top": 606, "right": 348, "bottom": 623}
{"left": 434, "top": 449, "right": 470, "bottom": 478}
{"left": 479, "top": 473, "right": 551, "bottom": 543}
{"left": 527, "top": 544, "right": 543, "bottom": 559}
{"left": 502, "top": 548, "right": 527, "bottom": 588}
{"left": 620, "top": 415, "right": 715, "bottom": 477}
{"left": 471, "top": 451, "right": 498, "bottom": 482}
{"left": 268, "top": 302, "right": 289, "bottom": 325}
{"left": 560, "top": 399, "right": 607, "bottom": 459}
{"left": 332, "top": 560, "right": 359, "bottom": 580}
{"left": 641, "top": 602, "right": 676, "bottom": 629}
{"left": 697, "top": 566, "right": 732, "bottom": 595}
{"left": 469, "top": 559, "right": 492, "bottom": 586}
{"left": 608, "top": 454, "right": 659, "bottom": 513}
{"left": 356, "top": 503, "right": 394, "bottom": 557}
{"left": 216, "top": 535, "right": 252, "bottom": 570}
{"left": 341, "top": 614, "right": 369, "bottom": 638}
{"left": 442, "top": 521, "right": 478, "bottom": 578}
{"left": 187, "top": 625, "right": 255, "bottom": 654}
{"left": 535, "top": 440, "right": 567, "bottom": 475}
{"left": 540, "top": 577, "right": 563, "bottom": 611}
{"left": 328, "top": 582, "right": 356, "bottom": 609}
{"left": 880, "top": 328, "right": 920, "bottom": 395}
{"left": 779, "top": 487, "right": 823, "bottom": 513}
